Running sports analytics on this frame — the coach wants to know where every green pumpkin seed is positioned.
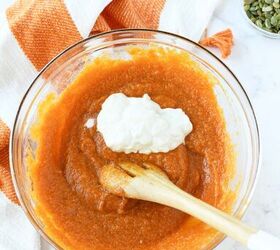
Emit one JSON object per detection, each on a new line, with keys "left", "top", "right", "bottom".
{"left": 271, "top": 15, "right": 278, "bottom": 25}
{"left": 250, "top": 6, "right": 257, "bottom": 11}
{"left": 251, "top": 17, "right": 257, "bottom": 22}
{"left": 265, "top": 18, "right": 272, "bottom": 27}
{"left": 265, "top": 13, "right": 272, "bottom": 18}
{"left": 244, "top": 4, "right": 250, "bottom": 10}
{"left": 263, "top": 27, "right": 271, "bottom": 31}
{"left": 256, "top": 19, "right": 263, "bottom": 27}
{"left": 244, "top": 0, "right": 280, "bottom": 33}
{"left": 263, "top": 6, "right": 273, "bottom": 11}
{"left": 246, "top": 10, "right": 253, "bottom": 18}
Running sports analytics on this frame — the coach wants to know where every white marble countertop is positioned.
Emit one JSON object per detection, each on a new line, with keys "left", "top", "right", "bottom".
{"left": 214, "top": 0, "right": 280, "bottom": 249}
{"left": 1, "top": 0, "right": 279, "bottom": 249}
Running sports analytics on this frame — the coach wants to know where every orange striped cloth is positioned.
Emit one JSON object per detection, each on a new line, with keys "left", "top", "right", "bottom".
{"left": 1, "top": 0, "right": 165, "bottom": 205}
{"left": 0, "top": 0, "right": 222, "bottom": 208}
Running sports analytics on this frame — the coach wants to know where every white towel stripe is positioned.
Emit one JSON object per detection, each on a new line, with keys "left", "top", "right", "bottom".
{"left": 0, "top": 192, "right": 41, "bottom": 250}
{"left": 159, "top": 0, "right": 220, "bottom": 42}
{"left": 64, "top": 0, "right": 112, "bottom": 38}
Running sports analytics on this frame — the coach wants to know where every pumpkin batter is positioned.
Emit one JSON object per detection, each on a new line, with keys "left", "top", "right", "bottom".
{"left": 29, "top": 47, "right": 235, "bottom": 250}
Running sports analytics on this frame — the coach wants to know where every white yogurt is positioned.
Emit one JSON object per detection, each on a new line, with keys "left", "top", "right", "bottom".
{"left": 97, "top": 93, "right": 193, "bottom": 154}
{"left": 84, "top": 118, "right": 95, "bottom": 128}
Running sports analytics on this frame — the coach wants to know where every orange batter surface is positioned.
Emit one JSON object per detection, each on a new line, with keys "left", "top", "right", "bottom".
{"left": 29, "top": 47, "right": 235, "bottom": 250}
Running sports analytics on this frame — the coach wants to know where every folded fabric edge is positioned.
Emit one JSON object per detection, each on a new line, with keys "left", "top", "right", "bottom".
{"left": 159, "top": 0, "right": 221, "bottom": 42}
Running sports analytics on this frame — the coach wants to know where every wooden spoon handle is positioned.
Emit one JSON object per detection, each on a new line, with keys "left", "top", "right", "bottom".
{"left": 124, "top": 176, "right": 280, "bottom": 249}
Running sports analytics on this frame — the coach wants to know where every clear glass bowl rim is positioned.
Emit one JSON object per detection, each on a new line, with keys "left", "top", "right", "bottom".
{"left": 9, "top": 28, "right": 261, "bottom": 250}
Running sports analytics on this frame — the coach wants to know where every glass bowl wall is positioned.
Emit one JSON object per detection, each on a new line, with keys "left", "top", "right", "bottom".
{"left": 10, "top": 29, "right": 260, "bottom": 250}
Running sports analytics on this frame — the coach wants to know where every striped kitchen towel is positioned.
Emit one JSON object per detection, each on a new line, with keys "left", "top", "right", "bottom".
{"left": 0, "top": 0, "right": 220, "bottom": 249}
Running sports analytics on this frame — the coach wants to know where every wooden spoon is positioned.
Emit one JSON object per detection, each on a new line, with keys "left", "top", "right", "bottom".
{"left": 100, "top": 162, "right": 280, "bottom": 250}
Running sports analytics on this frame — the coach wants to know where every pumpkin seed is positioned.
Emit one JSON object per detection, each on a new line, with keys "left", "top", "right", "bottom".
{"left": 265, "top": 18, "right": 272, "bottom": 27}
{"left": 251, "top": 17, "right": 257, "bottom": 22}
{"left": 244, "top": 0, "right": 280, "bottom": 33}
{"left": 263, "top": 6, "right": 273, "bottom": 11}
{"left": 244, "top": 4, "right": 250, "bottom": 10}
{"left": 256, "top": 19, "right": 263, "bottom": 27}
{"left": 271, "top": 15, "right": 278, "bottom": 25}
{"left": 250, "top": 6, "right": 256, "bottom": 11}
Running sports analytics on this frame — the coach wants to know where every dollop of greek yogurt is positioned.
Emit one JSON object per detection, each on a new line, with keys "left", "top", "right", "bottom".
{"left": 85, "top": 118, "right": 95, "bottom": 128}
{"left": 97, "top": 93, "right": 193, "bottom": 154}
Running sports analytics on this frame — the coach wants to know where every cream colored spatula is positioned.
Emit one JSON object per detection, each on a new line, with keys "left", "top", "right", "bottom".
{"left": 100, "top": 162, "right": 280, "bottom": 250}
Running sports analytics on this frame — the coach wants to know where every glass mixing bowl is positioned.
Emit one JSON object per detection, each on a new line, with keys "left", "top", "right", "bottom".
{"left": 10, "top": 29, "right": 260, "bottom": 249}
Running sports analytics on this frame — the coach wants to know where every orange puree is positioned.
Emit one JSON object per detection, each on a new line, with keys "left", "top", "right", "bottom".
{"left": 29, "top": 47, "right": 235, "bottom": 250}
